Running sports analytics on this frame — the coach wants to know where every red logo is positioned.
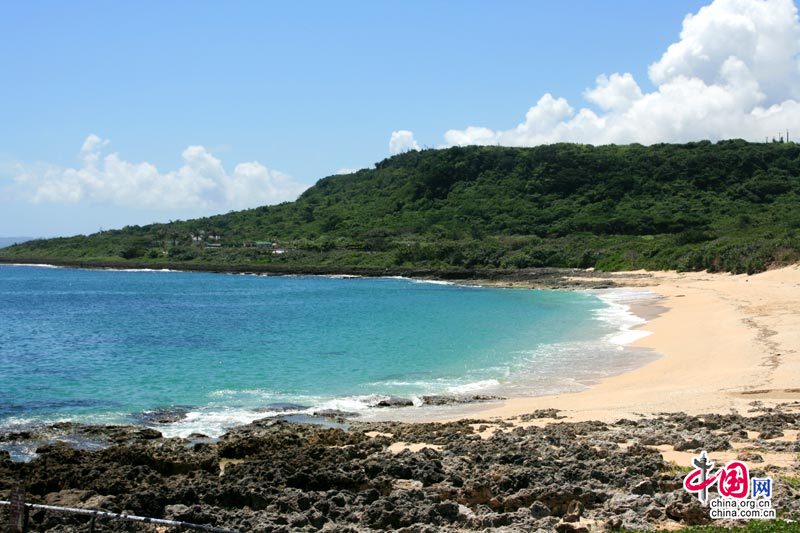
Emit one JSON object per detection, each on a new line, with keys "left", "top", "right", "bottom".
{"left": 683, "top": 451, "right": 750, "bottom": 504}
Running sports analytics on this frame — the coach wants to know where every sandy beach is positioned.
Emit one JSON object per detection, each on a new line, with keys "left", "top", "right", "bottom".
{"left": 469, "top": 264, "right": 800, "bottom": 422}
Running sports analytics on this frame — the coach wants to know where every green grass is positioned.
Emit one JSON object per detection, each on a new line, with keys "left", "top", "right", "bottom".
{"left": 617, "top": 520, "right": 797, "bottom": 532}
{"left": 662, "top": 460, "right": 693, "bottom": 476}
{"left": 777, "top": 475, "right": 800, "bottom": 491}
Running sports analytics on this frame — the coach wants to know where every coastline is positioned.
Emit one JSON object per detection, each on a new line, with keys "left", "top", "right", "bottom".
{"left": 461, "top": 264, "right": 800, "bottom": 422}
{"left": 0, "top": 266, "right": 655, "bottom": 439}
{"left": 2, "top": 263, "right": 799, "bottom": 530}
{"left": 3, "top": 260, "right": 798, "bottom": 427}
{"left": 0, "top": 264, "right": 665, "bottom": 435}
{"left": 0, "top": 257, "right": 635, "bottom": 290}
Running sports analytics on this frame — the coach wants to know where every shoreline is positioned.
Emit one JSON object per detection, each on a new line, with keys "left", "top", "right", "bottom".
{"left": 2, "top": 264, "right": 799, "bottom": 530}
{"left": 3, "top": 407, "right": 798, "bottom": 531}
{"left": 0, "top": 256, "right": 642, "bottom": 290}
{"left": 0, "top": 266, "right": 665, "bottom": 439}
{"left": 363, "top": 287, "right": 665, "bottom": 424}
{"left": 3, "top": 262, "right": 798, "bottom": 430}
{"left": 459, "top": 264, "right": 800, "bottom": 423}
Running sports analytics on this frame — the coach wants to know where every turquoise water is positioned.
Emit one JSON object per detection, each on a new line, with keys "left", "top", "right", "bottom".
{"left": 0, "top": 265, "right": 650, "bottom": 436}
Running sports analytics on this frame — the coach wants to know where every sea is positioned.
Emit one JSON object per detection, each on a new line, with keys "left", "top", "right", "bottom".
{"left": 0, "top": 264, "right": 657, "bottom": 439}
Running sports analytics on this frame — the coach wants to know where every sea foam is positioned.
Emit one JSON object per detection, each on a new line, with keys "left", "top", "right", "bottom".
{"left": 592, "top": 289, "right": 658, "bottom": 345}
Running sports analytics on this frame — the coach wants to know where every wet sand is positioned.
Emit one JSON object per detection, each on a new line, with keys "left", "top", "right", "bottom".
{"left": 461, "top": 264, "right": 800, "bottom": 422}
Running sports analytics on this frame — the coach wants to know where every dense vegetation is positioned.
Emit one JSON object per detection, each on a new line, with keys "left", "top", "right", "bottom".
{"left": 3, "top": 140, "right": 800, "bottom": 274}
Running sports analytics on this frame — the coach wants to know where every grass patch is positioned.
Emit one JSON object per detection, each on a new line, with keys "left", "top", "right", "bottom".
{"left": 662, "top": 460, "right": 692, "bottom": 476}
{"left": 777, "top": 475, "right": 800, "bottom": 490}
{"left": 617, "top": 520, "right": 797, "bottom": 532}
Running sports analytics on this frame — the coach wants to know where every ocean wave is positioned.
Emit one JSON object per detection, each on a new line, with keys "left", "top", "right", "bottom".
{"left": 158, "top": 381, "right": 512, "bottom": 437}
{"left": 508, "top": 335, "right": 660, "bottom": 397}
{"left": 607, "top": 329, "right": 652, "bottom": 345}
{"left": 383, "top": 275, "right": 483, "bottom": 288}
{"left": 0, "top": 415, "right": 45, "bottom": 428}
{"left": 160, "top": 407, "right": 276, "bottom": 438}
{"left": 159, "top": 394, "right": 383, "bottom": 438}
{"left": 208, "top": 388, "right": 280, "bottom": 399}
{"left": 3, "top": 264, "right": 185, "bottom": 273}
{"left": 368, "top": 374, "right": 504, "bottom": 393}
{"left": 104, "top": 268, "right": 181, "bottom": 273}
{"left": 2, "top": 263, "right": 62, "bottom": 269}
{"left": 592, "top": 289, "right": 657, "bottom": 345}
{"left": 383, "top": 275, "right": 446, "bottom": 284}
{"left": 445, "top": 379, "right": 501, "bottom": 394}
{"left": 410, "top": 279, "right": 455, "bottom": 285}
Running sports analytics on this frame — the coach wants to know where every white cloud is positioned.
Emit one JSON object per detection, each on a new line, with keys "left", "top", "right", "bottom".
{"left": 442, "top": 0, "right": 800, "bottom": 147}
{"left": 80, "top": 134, "right": 109, "bottom": 163}
{"left": 649, "top": 0, "right": 800, "bottom": 101}
{"left": 583, "top": 73, "right": 643, "bottom": 112}
{"left": 13, "top": 136, "right": 309, "bottom": 210}
{"left": 389, "top": 130, "right": 420, "bottom": 154}
{"left": 335, "top": 167, "right": 360, "bottom": 175}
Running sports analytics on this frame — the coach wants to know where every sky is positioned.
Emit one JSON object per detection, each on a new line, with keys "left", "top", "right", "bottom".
{"left": 2, "top": 0, "right": 798, "bottom": 237}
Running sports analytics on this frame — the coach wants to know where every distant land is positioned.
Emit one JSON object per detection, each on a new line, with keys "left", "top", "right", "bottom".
{"left": 1, "top": 141, "right": 799, "bottom": 275}
{"left": 0, "top": 237, "right": 32, "bottom": 249}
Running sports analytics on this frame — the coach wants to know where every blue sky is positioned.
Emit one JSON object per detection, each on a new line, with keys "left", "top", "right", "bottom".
{"left": 4, "top": 0, "right": 797, "bottom": 237}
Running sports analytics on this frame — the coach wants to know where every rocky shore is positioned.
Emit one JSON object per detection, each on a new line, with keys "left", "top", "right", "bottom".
{"left": 1, "top": 403, "right": 799, "bottom": 532}
{"left": 0, "top": 259, "right": 633, "bottom": 290}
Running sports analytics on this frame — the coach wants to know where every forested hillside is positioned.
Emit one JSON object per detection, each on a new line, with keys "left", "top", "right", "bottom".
{"left": 3, "top": 140, "right": 800, "bottom": 274}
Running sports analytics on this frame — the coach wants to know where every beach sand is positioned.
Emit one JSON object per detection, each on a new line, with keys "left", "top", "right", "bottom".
{"left": 467, "top": 264, "right": 800, "bottom": 422}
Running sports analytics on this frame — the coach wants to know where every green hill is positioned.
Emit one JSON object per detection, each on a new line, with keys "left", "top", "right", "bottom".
{"left": 3, "top": 140, "right": 800, "bottom": 274}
